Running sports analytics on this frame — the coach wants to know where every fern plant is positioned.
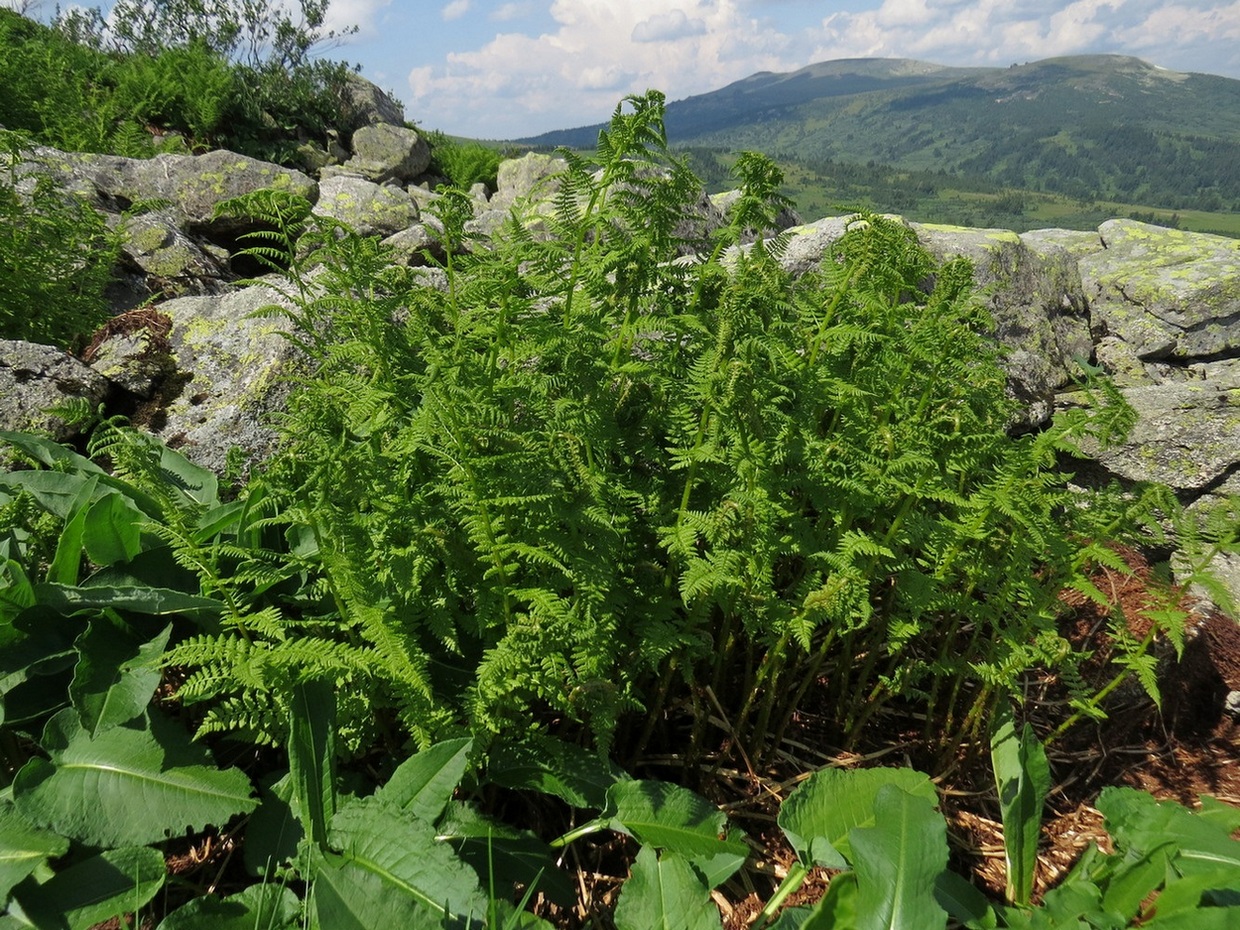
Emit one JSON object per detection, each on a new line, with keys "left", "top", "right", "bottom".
{"left": 203, "top": 91, "right": 1179, "bottom": 764}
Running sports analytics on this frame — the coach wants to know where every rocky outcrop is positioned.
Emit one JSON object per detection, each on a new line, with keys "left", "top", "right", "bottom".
{"left": 4, "top": 138, "right": 1240, "bottom": 607}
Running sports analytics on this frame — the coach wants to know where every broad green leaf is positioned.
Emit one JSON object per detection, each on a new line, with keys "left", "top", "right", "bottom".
{"left": 850, "top": 785, "right": 949, "bottom": 930}
{"left": 436, "top": 801, "right": 575, "bottom": 906}
{"left": 1149, "top": 862, "right": 1240, "bottom": 917}
{"left": 70, "top": 617, "right": 171, "bottom": 736}
{"left": 243, "top": 772, "right": 302, "bottom": 877}
{"left": 1142, "top": 911, "right": 1240, "bottom": 930}
{"left": 778, "top": 766, "right": 938, "bottom": 868}
{"left": 0, "top": 557, "right": 35, "bottom": 621}
{"left": 0, "top": 802, "right": 68, "bottom": 900}
{"left": 11, "top": 845, "right": 164, "bottom": 930}
{"left": 157, "top": 882, "right": 300, "bottom": 930}
{"left": 768, "top": 907, "right": 816, "bottom": 930}
{"left": 33, "top": 582, "right": 224, "bottom": 620}
{"left": 83, "top": 493, "right": 144, "bottom": 566}
{"left": 1098, "top": 845, "right": 1168, "bottom": 921}
{"left": 990, "top": 704, "right": 1050, "bottom": 906}
{"left": 1099, "top": 787, "right": 1240, "bottom": 869}
{"left": 47, "top": 477, "right": 96, "bottom": 585}
{"left": 688, "top": 835, "right": 748, "bottom": 889}
{"left": 487, "top": 734, "right": 627, "bottom": 809}
{"left": 156, "top": 442, "right": 219, "bottom": 509}
{"left": 933, "top": 871, "right": 997, "bottom": 929}
{"left": 288, "top": 677, "right": 337, "bottom": 849}
{"left": 12, "top": 708, "right": 257, "bottom": 847}
{"left": 0, "top": 471, "right": 99, "bottom": 520}
{"left": 1197, "top": 796, "right": 1240, "bottom": 833}
{"left": 612, "top": 847, "right": 721, "bottom": 930}
{"left": 375, "top": 736, "right": 472, "bottom": 822}
{"left": 0, "top": 431, "right": 105, "bottom": 477}
{"left": 193, "top": 500, "right": 248, "bottom": 543}
{"left": 308, "top": 796, "right": 488, "bottom": 928}
{"left": 605, "top": 780, "right": 747, "bottom": 860}
{"left": 802, "top": 871, "right": 859, "bottom": 929}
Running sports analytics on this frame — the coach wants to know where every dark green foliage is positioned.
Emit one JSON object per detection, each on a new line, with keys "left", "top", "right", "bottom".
{"left": 0, "top": 6, "right": 357, "bottom": 166}
{"left": 0, "top": 130, "right": 118, "bottom": 347}
{"left": 426, "top": 130, "right": 507, "bottom": 191}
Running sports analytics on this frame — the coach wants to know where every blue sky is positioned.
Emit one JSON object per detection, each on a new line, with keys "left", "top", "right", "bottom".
{"left": 16, "top": 0, "right": 1240, "bottom": 139}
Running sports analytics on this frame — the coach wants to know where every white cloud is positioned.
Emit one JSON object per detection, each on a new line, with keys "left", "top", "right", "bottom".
{"left": 408, "top": 0, "right": 790, "bottom": 136}
{"left": 632, "top": 9, "right": 708, "bottom": 42}
{"left": 322, "top": 0, "right": 391, "bottom": 38}
{"left": 491, "top": 1, "right": 536, "bottom": 21}
{"left": 442, "top": 0, "right": 471, "bottom": 22}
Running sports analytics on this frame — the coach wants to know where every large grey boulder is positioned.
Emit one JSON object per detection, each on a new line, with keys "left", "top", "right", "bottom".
{"left": 37, "top": 147, "right": 317, "bottom": 237}
{"left": 343, "top": 124, "right": 430, "bottom": 185}
{"left": 489, "top": 153, "right": 567, "bottom": 211}
{"left": 1080, "top": 220, "right": 1240, "bottom": 360}
{"left": 912, "top": 224, "right": 1093, "bottom": 427}
{"left": 313, "top": 175, "right": 417, "bottom": 238}
{"left": 341, "top": 73, "right": 406, "bottom": 131}
{"left": 132, "top": 284, "right": 305, "bottom": 475}
{"left": 0, "top": 340, "right": 112, "bottom": 441}
{"left": 1066, "top": 379, "right": 1240, "bottom": 493}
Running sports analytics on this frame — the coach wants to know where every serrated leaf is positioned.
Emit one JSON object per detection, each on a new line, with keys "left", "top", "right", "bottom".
{"left": 11, "top": 845, "right": 164, "bottom": 930}
{"left": 850, "top": 785, "right": 949, "bottom": 930}
{"left": 375, "top": 737, "right": 472, "bottom": 822}
{"left": 0, "top": 801, "right": 69, "bottom": 900}
{"left": 70, "top": 617, "right": 170, "bottom": 736}
{"left": 12, "top": 707, "right": 256, "bottom": 847}
{"left": 613, "top": 847, "right": 721, "bottom": 930}
{"left": 157, "top": 882, "right": 300, "bottom": 930}
{"left": 778, "top": 767, "right": 938, "bottom": 868}
{"left": 487, "top": 734, "right": 626, "bottom": 809}
{"left": 308, "top": 796, "right": 488, "bottom": 929}
{"left": 605, "top": 781, "right": 746, "bottom": 859}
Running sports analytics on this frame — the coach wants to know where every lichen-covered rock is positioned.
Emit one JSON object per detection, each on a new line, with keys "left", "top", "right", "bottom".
{"left": 489, "top": 152, "right": 566, "bottom": 211}
{"left": 1067, "top": 380, "right": 1240, "bottom": 492}
{"left": 1080, "top": 220, "right": 1240, "bottom": 360}
{"left": 382, "top": 222, "right": 446, "bottom": 266}
{"left": 83, "top": 307, "right": 177, "bottom": 399}
{"left": 772, "top": 216, "right": 852, "bottom": 277}
{"left": 119, "top": 208, "right": 229, "bottom": 291}
{"left": 144, "top": 284, "right": 304, "bottom": 475}
{"left": 47, "top": 148, "right": 318, "bottom": 236}
{"left": 0, "top": 340, "right": 112, "bottom": 440}
{"left": 344, "top": 124, "right": 430, "bottom": 185}
{"left": 313, "top": 175, "right": 417, "bottom": 237}
{"left": 913, "top": 223, "right": 1093, "bottom": 427}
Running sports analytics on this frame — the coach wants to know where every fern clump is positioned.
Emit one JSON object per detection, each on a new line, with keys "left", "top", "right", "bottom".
{"left": 198, "top": 91, "right": 1173, "bottom": 760}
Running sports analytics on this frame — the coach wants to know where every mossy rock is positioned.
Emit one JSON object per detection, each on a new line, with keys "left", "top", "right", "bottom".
{"left": 1079, "top": 219, "right": 1240, "bottom": 361}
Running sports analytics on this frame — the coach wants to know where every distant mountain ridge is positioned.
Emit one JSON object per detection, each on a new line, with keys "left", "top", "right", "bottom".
{"left": 521, "top": 55, "right": 1240, "bottom": 213}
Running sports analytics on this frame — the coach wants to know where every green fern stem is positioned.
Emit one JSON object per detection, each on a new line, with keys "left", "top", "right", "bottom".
{"left": 1045, "top": 622, "right": 1160, "bottom": 745}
